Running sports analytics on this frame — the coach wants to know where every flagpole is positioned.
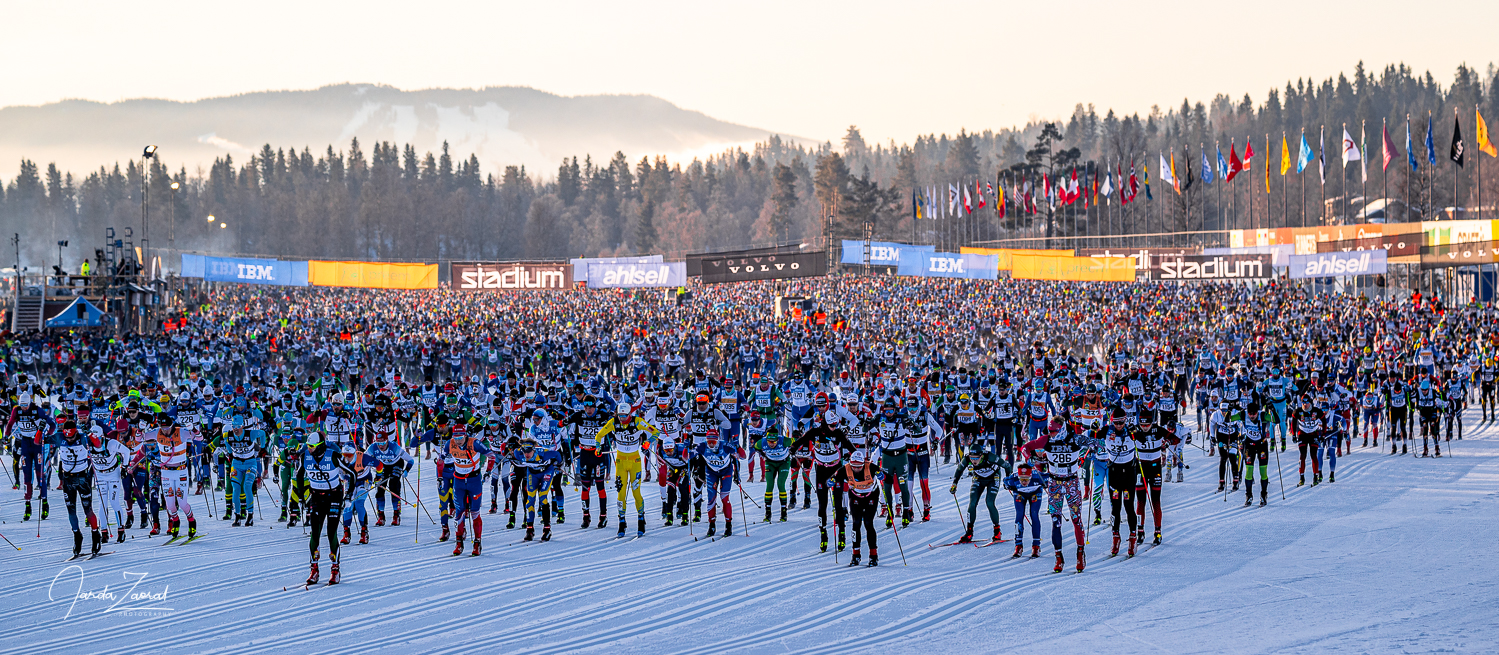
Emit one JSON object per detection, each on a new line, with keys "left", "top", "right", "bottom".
{"left": 1300, "top": 128, "right": 1307, "bottom": 229}
{"left": 1455, "top": 107, "right": 1461, "bottom": 222}
{"left": 1320, "top": 125, "right": 1326, "bottom": 230}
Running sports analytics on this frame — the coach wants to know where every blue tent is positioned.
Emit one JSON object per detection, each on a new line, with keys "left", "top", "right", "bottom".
{"left": 45, "top": 297, "right": 106, "bottom": 328}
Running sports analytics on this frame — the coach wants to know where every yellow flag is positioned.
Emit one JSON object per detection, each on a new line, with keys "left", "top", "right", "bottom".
{"left": 1279, "top": 133, "right": 1291, "bottom": 175}
{"left": 1478, "top": 107, "right": 1498, "bottom": 157}
{"left": 1170, "top": 151, "right": 1180, "bottom": 194}
{"left": 1265, "top": 134, "right": 1271, "bottom": 193}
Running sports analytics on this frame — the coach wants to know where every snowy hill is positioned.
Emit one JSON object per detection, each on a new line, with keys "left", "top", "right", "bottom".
{"left": 0, "top": 85, "right": 787, "bottom": 179}
{"left": 2, "top": 410, "right": 1494, "bottom": 653}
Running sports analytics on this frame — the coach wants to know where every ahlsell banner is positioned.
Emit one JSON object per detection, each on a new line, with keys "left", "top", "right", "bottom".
{"left": 586, "top": 262, "right": 687, "bottom": 288}
{"left": 571, "top": 255, "right": 662, "bottom": 283}
{"left": 1157, "top": 254, "right": 1273, "bottom": 280}
{"left": 1289, "top": 250, "right": 1388, "bottom": 278}
{"left": 449, "top": 262, "right": 572, "bottom": 290}
{"left": 700, "top": 251, "right": 828, "bottom": 284}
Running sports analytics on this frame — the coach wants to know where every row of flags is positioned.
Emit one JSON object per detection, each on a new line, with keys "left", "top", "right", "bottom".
{"left": 911, "top": 106, "right": 1498, "bottom": 220}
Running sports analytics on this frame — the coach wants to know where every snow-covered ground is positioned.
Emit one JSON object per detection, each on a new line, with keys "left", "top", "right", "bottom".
{"left": 2, "top": 411, "right": 1496, "bottom": 654}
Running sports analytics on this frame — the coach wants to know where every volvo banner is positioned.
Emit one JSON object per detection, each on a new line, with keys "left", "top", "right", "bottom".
{"left": 700, "top": 251, "right": 828, "bottom": 284}
{"left": 450, "top": 262, "right": 572, "bottom": 290}
{"left": 687, "top": 245, "right": 801, "bottom": 276}
{"left": 571, "top": 255, "right": 662, "bottom": 283}
{"left": 1288, "top": 250, "right": 1388, "bottom": 278}
{"left": 1157, "top": 254, "right": 1274, "bottom": 281}
{"left": 896, "top": 250, "right": 999, "bottom": 280}
{"left": 1419, "top": 239, "right": 1499, "bottom": 268}
{"left": 586, "top": 261, "right": 687, "bottom": 288}
{"left": 840, "top": 240, "right": 934, "bottom": 266}
{"left": 181, "top": 254, "right": 309, "bottom": 286}
{"left": 1316, "top": 233, "right": 1421, "bottom": 258}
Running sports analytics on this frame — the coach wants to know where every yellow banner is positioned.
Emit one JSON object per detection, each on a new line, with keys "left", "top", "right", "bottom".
{"left": 308, "top": 261, "right": 439, "bottom": 289}
{"left": 961, "top": 247, "right": 1074, "bottom": 271}
{"left": 1010, "top": 255, "right": 1135, "bottom": 281}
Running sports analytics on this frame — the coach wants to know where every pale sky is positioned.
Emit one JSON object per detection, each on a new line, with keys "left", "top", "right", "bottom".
{"left": 5, "top": 0, "right": 1496, "bottom": 145}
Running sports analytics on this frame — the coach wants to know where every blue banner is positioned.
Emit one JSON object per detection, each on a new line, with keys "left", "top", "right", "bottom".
{"left": 586, "top": 262, "right": 687, "bottom": 288}
{"left": 839, "top": 240, "right": 934, "bottom": 266}
{"left": 571, "top": 255, "right": 662, "bottom": 282}
{"left": 1288, "top": 250, "right": 1387, "bottom": 279}
{"left": 896, "top": 251, "right": 999, "bottom": 280}
{"left": 181, "top": 254, "right": 308, "bottom": 286}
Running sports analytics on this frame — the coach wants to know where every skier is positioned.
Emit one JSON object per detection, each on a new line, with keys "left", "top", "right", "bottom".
{"left": 86, "top": 425, "right": 131, "bottom": 543}
{"left": 844, "top": 448, "right": 880, "bottom": 567}
{"left": 1002, "top": 463, "right": 1048, "bottom": 558}
{"left": 365, "top": 427, "right": 413, "bottom": 526}
{"left": 747, "top": 411, "right": 793, "bottom": 523}
{"left": 1242, "top": 402, "right": 1272, "bottom": 506}
{"left": 596, "top": 401, "right": 659, "bottom": 537}
{"left": 144, "top": 412, "right": 199, "bottom": 541}
{"left": 1101, "top": 410, "right": 1139, "bottom": 557}
{"left": 297, "top": 431, "right": 345, "bottom": 585}
{"left": 53, "top": 422, "right": 103, "bottom": 558}
{"left": 697, "top": 429, "right": 738, "bottom": 537}
{"left": 948, "top": 445, "right": 1010, "bottom": 544}
{"left": 337, "top": 443, "right": 376, "bottom": 546}
{"left": 789, "top": 409, "right": 854, "bottom": 552}
{"left": 1021, "top": 417, "right": 1089, "bottom": 572}
{"left": 442, "top": 425, "right": 491, "bottom": 555}
{"left": 222, "top": 416, "right": 267, "bottom": 526}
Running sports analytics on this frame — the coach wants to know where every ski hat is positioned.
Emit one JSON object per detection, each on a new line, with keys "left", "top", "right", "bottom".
{"left": 849, "top": 449, "right": 867, "bottom": 464}
{"left": 305, "top": 431, "right": 324, "bottom": 448}
{"left": 341, "top": 444, "right": 356, "bottom": 457}
{"left": 231, "top": 416, "right": 245, "bottom": 430}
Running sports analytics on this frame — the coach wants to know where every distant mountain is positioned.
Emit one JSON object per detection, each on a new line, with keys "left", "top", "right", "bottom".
{"left": 0, "top": 84, "right": 790, "bottom": 179}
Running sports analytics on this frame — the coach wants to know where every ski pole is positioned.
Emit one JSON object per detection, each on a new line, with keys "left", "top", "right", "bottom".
{"left": 880, "top": 495, "right": 907, "bottom": 566}
{"left": 739, "top": 476, "right": 749, "bottom": 537}
{"left": 0, "top": 531, "right": 18, "bottom": 550}
{"left": 1273, "top": 440, "right": 1286, "bottom": 500}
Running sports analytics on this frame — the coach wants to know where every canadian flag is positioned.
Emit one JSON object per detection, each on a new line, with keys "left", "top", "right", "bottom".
{"left": 976, "top": 181, "right": 987, "bottom": 209}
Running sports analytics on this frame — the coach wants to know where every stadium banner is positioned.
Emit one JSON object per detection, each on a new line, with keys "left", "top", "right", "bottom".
{"left": 1419, "top": 240, "right": 1499, "bottom": 268}
{"left": 688, "top": 246, "right": 800, "bottom": 276}
{"left": 840, "top": 240, "right": 934, "bottom": 266}
{"left": 1203, "top": 245, "right": 1295, "bottom": 267}
{"left": 1077, "top": 247, "right": 1199, "bottom": 272}
{"left": 586, "top": 261, "right": 687, "bottom": 288}
{"left": 181, "top": 254, "right": 308, "bottom": 286}
{"left": 1289, "top": 250, "right": 1388, "bottom": 278}
{"left": 1156, "top": 254, "right": 1273, "bottom": 281}
{"left": 960, "top": 247, "right": 1073, "bottom": 271}
{"left": 701, "top": 251, "right": 828, "bottom": 284}
{"left": 896, "top": 251, "right": 1000, "bottom": 280}
{"left": 1010, "top": 255, "right": 1135, "bottom": 282}
{"left": 1225, "top": 221, "right": 1497, "bottom": 264}
{"left": 449, "top": 261, "right": 571, "bottom": 290}
{"left": 308, "top": 261, "right": 439, "bottom": 289}
{"left": 571, "top": 255, "right": 662, "bottom": 283}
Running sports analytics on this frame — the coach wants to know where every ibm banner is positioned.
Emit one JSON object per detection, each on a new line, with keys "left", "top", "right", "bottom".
{"left": 840, "top": 240, "right": 934, "bottom": 267}
{"left": 450, "top": 262, "right": 572, "bottom": 290}
{"left": 701, "top": 251, "right": 828, "bottom": 284}
{"left": 181, "top": 254, "right": 308, "bottom": 286}
{"left": 571, "top": 255, "right": 663, "bottom": 283}
{"left": 586, "top": 262, "right": 687, "bottom": 288}
{"left": 1289, "top": 250, "right": 1388, "bottom": 279}
{"left": 896, "top": 251, "right": 999, "bottom": 280}
{"left": 1157, "top": 254, "right": 1274, "bottom": 281}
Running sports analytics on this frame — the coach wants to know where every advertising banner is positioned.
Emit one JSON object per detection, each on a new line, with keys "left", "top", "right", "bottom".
{"left": 689, "top": 246, "right": 800, "bottom": 276}
{"left": 1289, "top": 250, "right": 1388, "bottom": 278}
{"left": 1010, "top": 255, "right": 1135, "bottom": 281}
{"left": 571, "top": 256, "right": 662, "bottom": 283}
{"left": 1316, "top": 233, "right": 1421, "bottom": 258}
{"left": 1156, "top": 254, "right": 1273, "bottom": 281}
{"left": 701, "top": 251, "right": 828, "bottom": 284}
{"left": 840, "top": 240, "right": 934, "bottom": 266}
{"left": 586, "top": 261, "right": 687, "bottom": 288}
{"left": 449, "top": 261, "right": 572, "bottom": 290}
{"left": 1203, "top": 245, "right": 1296, "bottom": 267}
{"left": 308, "top": 261, "right": 439, "bottom": 289}
{"left": 1077, "top": 247, "right": 1199, "bottom": 271}
{"left": 181, "top": 254, "right": 308, "bottom": 286}
{"left": 960, "top": 247, "right": 1073, "bottom": 271}
{"left": 1420, "top": 240, "right": 1499, "bottom": 268}
{"left": 896, "top": 251, "right": 999, "bottom": 280}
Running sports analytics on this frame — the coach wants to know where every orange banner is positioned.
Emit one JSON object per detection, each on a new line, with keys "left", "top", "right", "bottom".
{"left": 1010, "top": 255, "right": 1136, "bottom": 281}
{"left": 308, "top": 261, "right": 439, "bottom": 289}
{"left": 960, "top": 247, "right": 1074, "bottom": 271}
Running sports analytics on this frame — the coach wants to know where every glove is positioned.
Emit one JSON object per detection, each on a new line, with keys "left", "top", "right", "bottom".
{"left": 948, "top": 484, "right": 957, "bottom": 495}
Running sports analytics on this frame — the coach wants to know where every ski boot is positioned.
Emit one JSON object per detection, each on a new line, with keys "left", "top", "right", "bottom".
{"left": 453, "top": 535, "right": 465, "bottom": 556}
{"left": 375, "top": 510, "right": 385, "bottom": 527}
{"left": 820, "top": 527, "right": 829, "bottom": 553}
{"left": 1231, "top": 479, "right": 1240, "bottom": 492}
{"left": 724, "top": 520, "right": 734, "bottom": 537}
{"left": 885, "top": 512, "right": 894, "bottom": 529}
{"left": 1298, "top": 474, "right": 1306, "bottom": 487}
{"left": 1053, "top": 551, "right": 1065, "bottom": 573}
{"left": 1093, "top": 514, "right": 1102, "bottom": 526}
{"left": 22, "top": 501, "right": 31, "bottom": 522}
{"left": 837, "top": 529, "right": 847, "bottom": 552}
{"left": 1244, "top": 492, "right": 1253, "bottom": 507}
{"left": 471, "top": 539, "right": 482, "bottom": 556}
{"left": 233, "top": 516, "right": 243, "bottom": 528}
{"left": 124, "top": 511, "right": 134, "bottom": 529}
{"left": 289, "top": 510, "right": 301, "bottom": 528}
{"left": 540, "top": 526, "right": 551, "bottom": 542}
{"left": 1152, "top": 529, "right": 1162, "bottom": 546}
{"left": 41, "top": 499, "right": 49, "bottom": 520}
{"left": 1110, "top": 531, "right": 1120, "bottom": 556}
{"left": 488, "top": 501, "right": 498, "bottom": 515}
{"left": 149, "top": 520, "right": 161, "bottom": 536}
{"left": 327, "top": 557, "right": 340, "bottom": 586}
{"left": 706, "top": 519, "right": 717, "bottom": 538}
{"left": 341, "top": 525, "right": 352, "bottom": 545}
{"left": 359, "top": 526, "right": 369, "bottom": 544}
{"left": 187, "top": 519, "right": 197, "bottom": 539}
{"left": 788, "top": 487, "right": 797, "bottom": 507}
{"left": 1329, "top": 472, "right": 1336, "bottom": 483}
{"left": 780, "top": 506, "right": 788, "bottom": 522}
{"left": 524, "top": 525, "right": 535, "bottom": 541}
{"left": 1076, "top": 546, "right": 1086, "bottom": 572}
{"left": 848, "top": 549, "right": 862, "bottom": 567}
{"left": 1012, "top": 542, "right": 1024, "bottom": 558}
{"left": 506, "top": 512, "right": 516, "bottom": 530}
{"left": 1216, "top": 480, "right": 1226, "bottom": 492}
{"left": 117, "top": 528, "right": 126, "bottom": 544}
{"left": 71, "top": 530, "right": 84, "bottom": 559}
{"left": 901, "top": 506, "right": 913, "bottom": 528}
{"left": 664, "top": 513, "right": 674, "bottom": 527}
{"left": 280, "top": 508, "right": 290, "bottom": 523}
{"left": 583, "top": 510, "right": 593, "bottom": 529}
{"left": 637, "top": 516, "right": 646, "bottom": 537}
{"left": 1312, "top": 473, "right": 1321, "bottom": 486}
{"left": 222, "top": 509, "right": 232, "bottom": 521}
{"left": 868, "top": 548, "right": 878, "bottom": 567}
{"left": 555, "top": 508, "right": 565, "bottom": 524}
{"left": 802, "top": 490, "right": 811, "bottom": 510}
{"left": 391, "top": 510, "right": 401, "bottom": 527}
{"left": 921, "top": 506, "right": 930, "bottom": 523}
{"left": 246, "top": 516, "right": 254, "bottom": 527}
{"left": 307, "top": 552, "right": 320, "bottom": 586}
{"left": 1031, "top": 544, "right": 1041, "bottom": 558}
{"left": 439, "top": 525, "right": 450, "bottom": 542}
{"left": 959, "top": 523, "right": 975, "bottom": 544}
{"left": 764, "top": 507, "right": 772, "bottom": 523}
{"left": 1175, "top": 469, "right": 1184, "bottom": 483}
{"left": 617, "top": 519, "right": 627, "bottom": 538}
{"left": 1126, "top": 535, "right": 1137, "bottom": 558}
{"left": 993, "top": 525, "right": 1003, "bottom": 542}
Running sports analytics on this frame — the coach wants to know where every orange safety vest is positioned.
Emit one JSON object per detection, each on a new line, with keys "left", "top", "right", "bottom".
{"left": 447, "top": 437, "right": 481, "bottom": 476}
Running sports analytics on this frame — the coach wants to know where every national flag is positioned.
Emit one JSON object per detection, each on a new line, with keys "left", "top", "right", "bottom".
{"left": 1227, "top": 143, "right": 1242, "bottom": 182}
{"left": 1067, "top": 167, "right": 1080, "bottom": 204}
{"left": 1382, "top": 120, "right": 1397, "bottom": 171}
{"left": 1264, "top": 134, "right": 1271, "bottom": 193}
{"left": 1101, "top": 170, "right": 1114, "bottom": 199}
{"left": 1296, "top": 131, "right": 1313, "bottom": 174}
{"left": 1341, "top": 126, "right": 1361, "bottom": 165}
{"left": 1407, "top": 116, "right": 1419, "bottom": 171}
{"left": 997, "top": 183, "right": 1006, "bottom": 219}
{"left": 1183, "top": 147, "right": 1195, "bottom": 192}
{"left": 962, "top": 184, "right": 973, "bottom": 214}
{"left": 1143, "top": 162, "right": 1152, "bottom": 201}
{"left": 1450, "top": 111, "right": 1466, "bottom": 167}
{"left": 1425, "top": 113, "right": 1436, "bottom": 165}
{"left": 1242, "top": 139, "right": 1255, "bottom": 171}
{"left": 1280, "top": 133, "right": 1291, "bottom": 175}
{"left": 1217, "top": 143, "right": 1229, "bottom": 181}
{"left": 1317, "top": 126, "right": 1326, "bottom": 185}
{"left": 1163, "top": 152, "right": 1178, "bottom": 193}
{"left": 1128, "top": 161, "right": 1139, "bottom": 202}
{"left": 978, "top": 181, "right": 990, "bottom": 209}
{"left": 912, "top": 189, "right": 921, "bottom": 220}
{"left": 1360, "top": 121, "right": 1368, "bottom": 183}
{"left": 1478, "top": 107, "right": 1498, "bottom": 157}
{"left": 948, "top": 183, "right": 958, "bottom": 215}
{"left": 1201, "top": 148, "right": 1213, "bottom": 184}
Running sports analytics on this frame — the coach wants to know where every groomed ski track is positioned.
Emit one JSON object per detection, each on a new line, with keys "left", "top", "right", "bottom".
{"left": 2, "top": 411, "right": 1496, "bottom": 654}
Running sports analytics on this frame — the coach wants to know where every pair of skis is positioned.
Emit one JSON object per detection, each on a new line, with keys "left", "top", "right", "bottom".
{"left": 64, "top": 551, "right": 115, "bottom": 562}
{"left": 928, "top": 537, "right": 1007, "bottom": 550}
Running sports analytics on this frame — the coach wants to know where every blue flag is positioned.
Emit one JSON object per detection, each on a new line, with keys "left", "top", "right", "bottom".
{"left": 1407, "top": 118, "right": 1419, "bottom": 171}
{"left": 1297, "top": 133, "right": 1315, "bottom": 173}
{"left": 1217, "top": 144, "right": 1229, "bottom": 181}
{"left": 1201, "top": 150, "right": 1212, "bottom": 184}
{"left": 1425, "top": 114, "right": 1437, "bottom": 165}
